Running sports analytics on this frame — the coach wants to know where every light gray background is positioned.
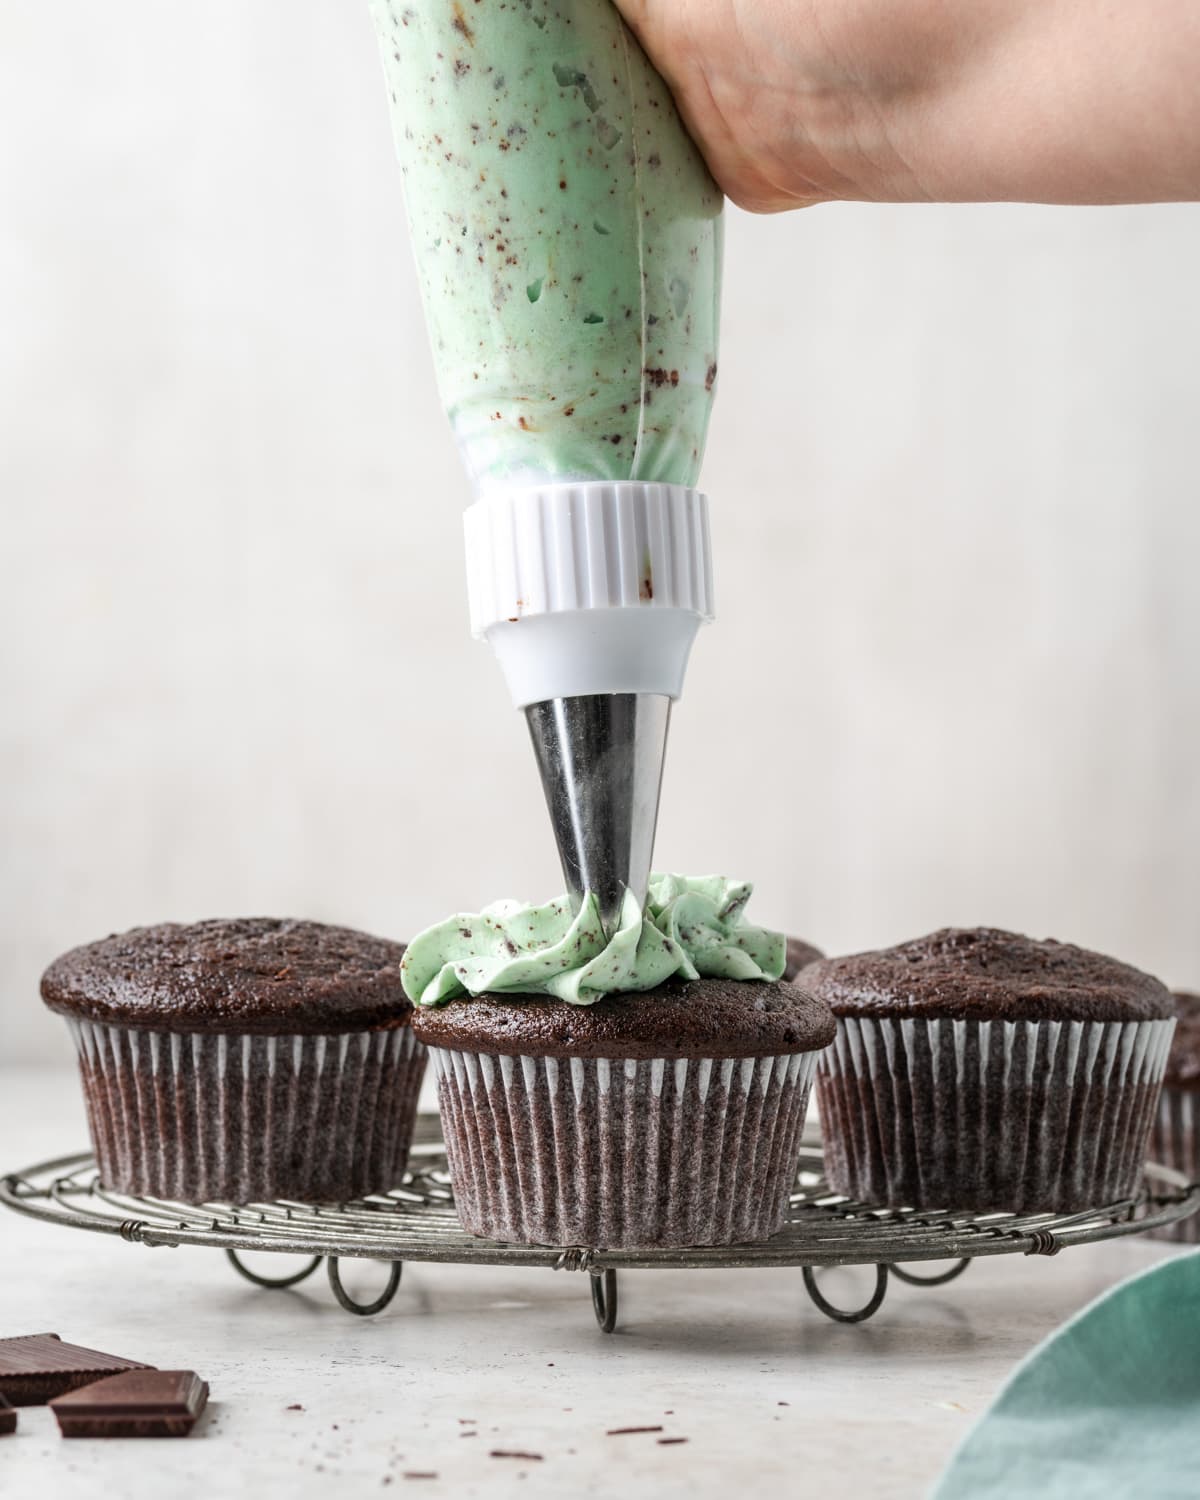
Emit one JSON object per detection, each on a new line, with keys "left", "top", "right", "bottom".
{"left": 3, "top": 3, "right": 1198, "bottom": 1063}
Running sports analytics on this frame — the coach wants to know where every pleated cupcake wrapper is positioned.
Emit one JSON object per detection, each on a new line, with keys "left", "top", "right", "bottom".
{"left": 66, "top": 1018, "right": 427, "bottom": 1204}
{"left": 1147, "top": 1086, "right": 1200, "bottom": 1243}
{"left": 430, "top": 1048, "right": 818, "bottom": 1249}
{"left": 817, "top": 1016, "right": 1175, "bottom": 1213}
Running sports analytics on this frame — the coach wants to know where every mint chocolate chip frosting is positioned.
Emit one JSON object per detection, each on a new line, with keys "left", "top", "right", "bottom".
{"left": 401, "top": 875, "right": 785, "bottom": 1007}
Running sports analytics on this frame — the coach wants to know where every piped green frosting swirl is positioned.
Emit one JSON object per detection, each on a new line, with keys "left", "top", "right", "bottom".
{"left": 401, "top": 874, "right": 785, "bottom": 1006}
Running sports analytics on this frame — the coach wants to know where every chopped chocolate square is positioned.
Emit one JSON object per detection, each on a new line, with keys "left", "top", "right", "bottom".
{"left": 50, "top": 1370, "right": 208, "bottom": 1438}
{"left": 0, "top": 1334, "right": 151, "bottom": 1406}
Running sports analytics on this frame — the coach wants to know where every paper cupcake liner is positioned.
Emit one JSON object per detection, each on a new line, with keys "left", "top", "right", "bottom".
{"left": 66, "top": 1018, "right": 426, "bottom": 1204}
{"left": 817, "top": 1016, "right": 1175, "bottom": 1213}
{"left": 1147, "top": 1086, "right": 1200, "bottom": 1242}
{"left": 430, "top": 1049, "right": 818, "bottom": 1248}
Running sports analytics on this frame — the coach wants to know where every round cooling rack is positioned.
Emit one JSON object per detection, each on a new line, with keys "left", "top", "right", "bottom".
{"left": 3, "top": 1114, "right": 1196, "bottom": 1329}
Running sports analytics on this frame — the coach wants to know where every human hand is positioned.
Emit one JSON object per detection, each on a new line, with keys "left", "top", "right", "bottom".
{"left": 615, "top": 0, "right": 1200, "bottom": 209}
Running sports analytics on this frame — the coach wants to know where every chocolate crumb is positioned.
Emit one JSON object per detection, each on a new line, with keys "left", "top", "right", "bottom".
{"left": 657, "top": 1438, "right": 689, "bottom": 1446}
{"left": 287, "top": 1404, "right": 304, "bottom": 1411}
{"left": 490, "top": 1451, "right": 544, "bottom": 1461}
{"left": 449, "top": 2, "right": 474, "bottom": 44}
{"left": 403, "top": 1474, "right": 438, "bottom": 1481}
{"left": 606, "top": 1426, "right": 664, "bottom": 1436}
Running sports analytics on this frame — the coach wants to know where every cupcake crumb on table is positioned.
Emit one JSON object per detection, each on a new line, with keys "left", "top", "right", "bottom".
{"left": 800, "top": 927, "right": 1176, "bottom": 1215}
{"left": 40, "top": 918, "right": 425, "bottom": 1205}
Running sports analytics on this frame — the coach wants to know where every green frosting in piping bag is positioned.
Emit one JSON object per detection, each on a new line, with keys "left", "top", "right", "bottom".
{"left": 401, "top": 874, "right": 785, "bottom": 1007}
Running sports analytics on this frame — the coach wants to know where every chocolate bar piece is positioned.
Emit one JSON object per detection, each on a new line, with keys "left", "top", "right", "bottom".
{"left": 0, "top": 1394, "right": 16, "bottom": 1436}
{"left": 0, "top": 1334, "right": 151, "bottom": 1406}
{"left": 50, "top": 1371, "right": 208, "bottom": 1438}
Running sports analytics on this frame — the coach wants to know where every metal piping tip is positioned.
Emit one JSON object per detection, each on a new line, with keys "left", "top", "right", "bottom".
{"left": 525, "top": 694, "right": 671, "bottom": 937}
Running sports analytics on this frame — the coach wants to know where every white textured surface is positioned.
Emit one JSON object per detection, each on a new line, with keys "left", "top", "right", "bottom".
{"left": 0, "top": 1067, "right": 1183, "bottom": 1499}
{"left": 4, "top": 2, "right": 1200, "bottom": 1060}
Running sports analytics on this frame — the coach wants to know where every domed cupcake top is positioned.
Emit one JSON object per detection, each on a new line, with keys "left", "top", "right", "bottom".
{"left": 411, "top": 975, "right": 836, "bottom": 1060}
{"left": 41, "top": 918, "right": 411, "bottom": 1036}
{"left": 1165, "top": 991, "right": 1200, "bottom": 1088}
{"left": 798, "top": 927, "right": 1174, "bottom": 1023}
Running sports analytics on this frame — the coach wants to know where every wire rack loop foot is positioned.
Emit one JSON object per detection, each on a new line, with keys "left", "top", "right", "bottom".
{"left": 327, "top": 1257, "right": 403, "bottom": 1316}
{"left": 225, "top": 1248, "right": 324, "bottom": 1290}
{"left": 803, "top": 1263, "right": 889, "bottom": 1323}
{"left": 890, "top": 1258, "right": 971, "bottom": 1287}
{"left": 590, "top": 1268, "right": 618, "bottom": 1333}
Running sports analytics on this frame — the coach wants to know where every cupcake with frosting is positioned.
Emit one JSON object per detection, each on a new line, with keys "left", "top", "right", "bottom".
{"left": 403, "top": 875, "right": 834, "bottom": 1248}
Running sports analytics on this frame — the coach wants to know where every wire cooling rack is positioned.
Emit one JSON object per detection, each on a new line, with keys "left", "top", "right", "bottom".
{"left": 3, "top": 1114, "right": 1196, "bottom": 1329}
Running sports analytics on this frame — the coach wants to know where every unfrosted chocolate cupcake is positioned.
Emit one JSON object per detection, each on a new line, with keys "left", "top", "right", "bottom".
{"left": 1148, "top": 991, "right": 1200, "bottom": 1242}
{"left": 802, "top": 928, "right": 1175, "bottom": 1213}
{"left": 783, "top": 936, "right": 823, "bottom": 981}
{"left": 414, "top": 977, "right": 834, "bottom": 1248}
{"left": 42, "top": 919, "right": 426, "bottom": 1203}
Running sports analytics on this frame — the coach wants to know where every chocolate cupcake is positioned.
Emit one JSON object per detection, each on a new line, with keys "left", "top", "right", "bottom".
{"left": 1148, "top": 991, "right": 1200, "bottom": 1242}
{"left": 41, "top": 919, "right": 426, "bottom": 1204}
{"left": 414, "top": 978, "right": 833, "bottom": 1248}
{"left": 802, "top": 928, "right": 1175, "bottom": 1214}
{"left": 402, "top": 874, "right": 834, "bottom": 1248}
{"left": 783, "top": 936, "right": 824, "bottom": 981}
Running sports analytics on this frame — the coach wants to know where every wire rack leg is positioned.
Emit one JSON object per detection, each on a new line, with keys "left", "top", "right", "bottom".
{"left": 802, "top": 1263, "right": 888, "bottom": 1323}
{"left": 225, "top": 1249, "right": 324, "bottom": 1290}
{"left": 890, "top": 1258, "right": 971, "bottom": 1287}
{"left": 590, "top": 1269, "right": 618, "bottom": 1333}
{"left": 327, "top": 1258, "right": 403, "bottom": 1317}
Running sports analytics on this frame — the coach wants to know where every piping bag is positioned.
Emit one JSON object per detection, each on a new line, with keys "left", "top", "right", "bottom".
{"left": 370, "top": 0, "right": 721, "bottom": 933}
